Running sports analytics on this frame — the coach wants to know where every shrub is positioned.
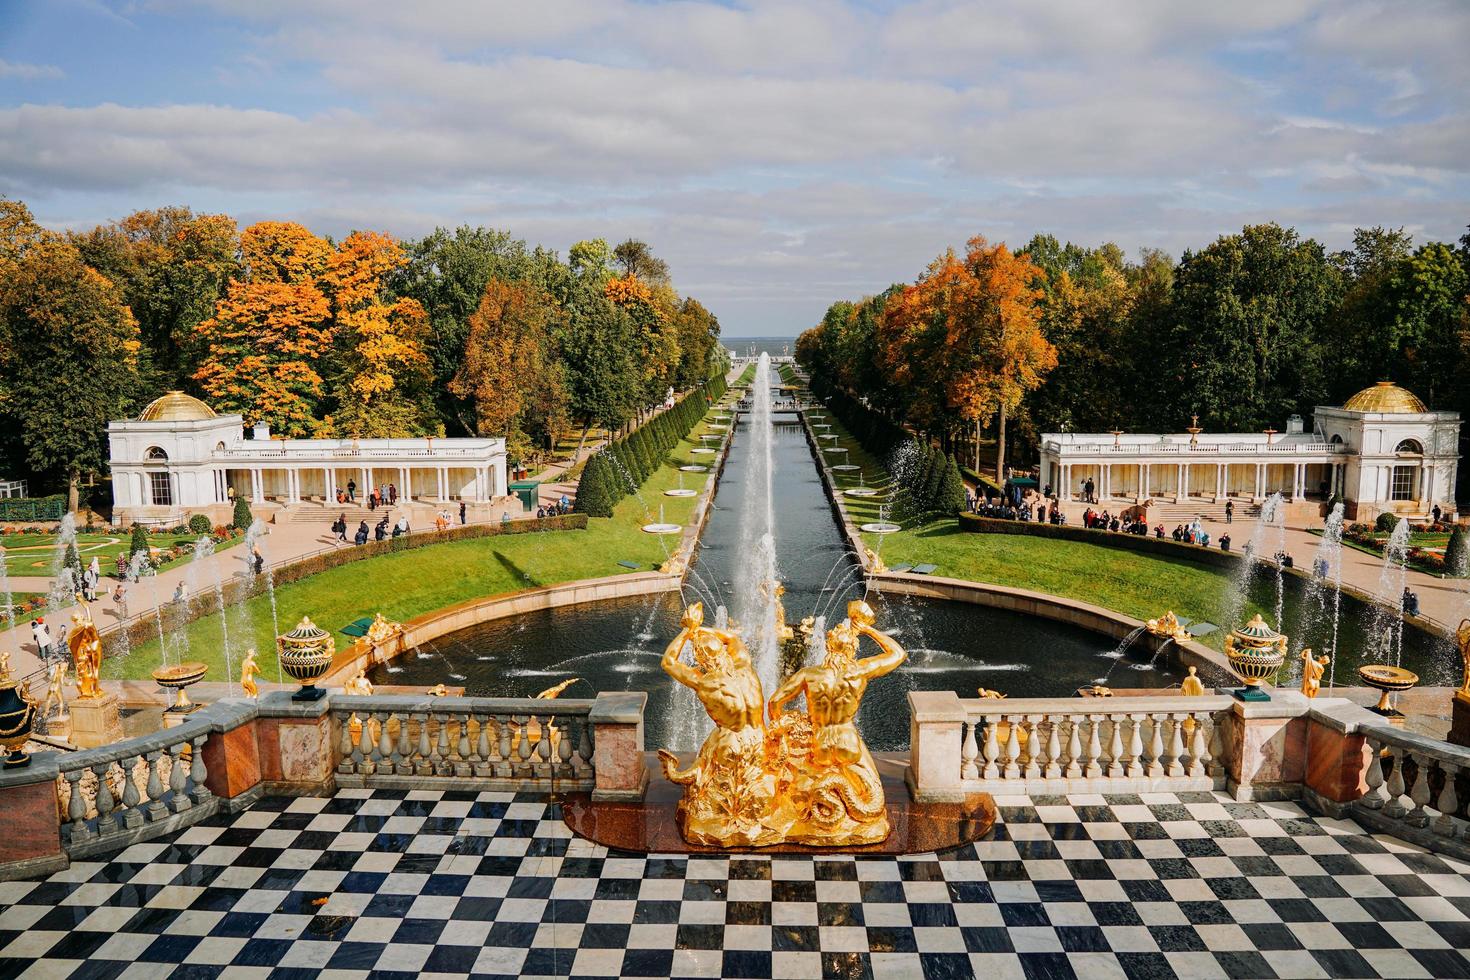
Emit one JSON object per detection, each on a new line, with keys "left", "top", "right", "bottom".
{"left": 1446, "top": 526, "right": 1468, "bottom": 578}
{"left": 129, "top": 524, "right": 150, "bottom": 559}
{"left": 1375, "top": 511, "right": 1399, "bottom": 533}
{"left": 188, "top": 513, "right": 212, "bottom": 535}
{"left": 0, "top": 495, "right": 66, "bottom": 522}
{"left": 575, "top": 453, "right": 616, "bottom": 518}
{"left": 936, "top": 455, "right": 967, "bottom": 514}
{"left": 231, "top": 496, "right": 253, "bottom": 531}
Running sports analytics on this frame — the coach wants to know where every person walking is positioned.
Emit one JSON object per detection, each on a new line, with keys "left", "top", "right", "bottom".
{"left": 333, "top": 513, "right": 348, "bottom": 543}
{"left": 388, "top": 483, "right": 398, "bottom": 506}
{"left": 1225, "top": 500, "right": 1234, "bottom": 524}
{"left": 112, "top": 583, "right": 129, "bottom": 620}
{"left": 459, "top": 501, "right": 466, "bottom": 525}
{"left": 347, "top": 479, "right": 356, "bottom": 503}
{"left": 31, "top": 618, "right": 50, "bottom": 660}
{"left": 82, "top": 559, "right": 98, "bottom": 602}
{"left": 355, "top": 520, "right": 369, "bottom": 546}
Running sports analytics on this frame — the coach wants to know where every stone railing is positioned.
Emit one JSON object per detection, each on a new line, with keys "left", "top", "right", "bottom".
{"left": 55, "top": 710, "right": 216, "bottom": 858}
{"left": 908, "top": 691, "right": 1230, "bottom": 799}
{"left": 331, "top": 695, "right": 604, "bottom": 793}
{"left": 0, "top": 690, "right": 648, "bottom": 882}
{"left": 1355, "top": 723, "right": 1470, "bottom": 861}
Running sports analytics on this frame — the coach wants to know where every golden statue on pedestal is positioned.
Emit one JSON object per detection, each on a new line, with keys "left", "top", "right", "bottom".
{"left": 1299, "top": 649, "right": 1329, "bottom": 699}
{"left": 657, "top": 599, "right": 906, "bottom": 848}
{"left": 67, "top": 601, "right": 104, "bottom": 700}
{"left": 240, "top": 649, "right": 262, "bottom": 698}
{"left": 1457, "top": 619, "right": 1470, "bottom": 700}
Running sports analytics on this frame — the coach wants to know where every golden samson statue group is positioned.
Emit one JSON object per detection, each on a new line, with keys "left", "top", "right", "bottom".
{"left": 656, "top": 597, "right": 905, "bottom": 848}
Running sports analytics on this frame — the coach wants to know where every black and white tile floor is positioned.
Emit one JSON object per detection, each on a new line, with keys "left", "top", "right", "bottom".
{"left": 2, "top": 788, "right": 1469, "bottom": 980}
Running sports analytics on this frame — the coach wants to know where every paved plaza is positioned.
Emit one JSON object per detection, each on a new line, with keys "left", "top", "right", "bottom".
{"left": 2, "top": 788, "right": 1468, "bottom": 980}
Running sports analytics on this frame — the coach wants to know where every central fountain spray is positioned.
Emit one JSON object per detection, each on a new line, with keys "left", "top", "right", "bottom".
{"left": 733, "top": 353, "right": 781, "bottom": 701}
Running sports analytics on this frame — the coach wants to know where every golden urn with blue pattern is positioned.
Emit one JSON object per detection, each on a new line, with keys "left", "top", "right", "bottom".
{"left": 278, "top": 616, "right": 335, "bottom": 702}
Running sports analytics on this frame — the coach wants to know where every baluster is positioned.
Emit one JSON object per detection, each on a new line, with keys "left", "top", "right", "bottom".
{"left": 190, "top": 735, "right": 212, "bottom": 804}
{"left": 981, "top": 717, "right": 1000, "bottom": 779}
{"left": 1024, "top": 716, "right": 1043, "bottom": 780}
{"left": 396, "top": 713, "right": 414, "bottom": 775}
{"left": 1206, "top": 716, "right": 1224, "bottom": 777}
{"left": 537, "top": 717, "right": 555, "bottom": 778}
{"left": 357, "top": 712, "right": 377, "bottom": 775}
{"left": 1107, "top": 716, "right": 1125, "bottom": 777}
{"left": 557, "top": 719, "right": 575, "bottom": 777}
{"left": 1122, "top": 714, "right": 1142, "bottom": 777}
{"left": 498, "top": 715, "right": 514, "bottom": 778}
{"left": 1166, "top": 714, "right": 1186, "bottom": 777}
{"left": 1188, "top": 713, "right": 1207, "bottom": 777}
{"left": 337, "top": 714, "right": 356, "bottom": 774}
{"left": 1064, "top": 717, "right": 1082, "bottom": 779}
{"left": 475, "top": 717, "right": 494, "bottom": 777}
{"left": 144, "top": 750, "right": 167, "bottom": 820}
{"left": 1383, "top": 746, "right": 1408, "bottom": 819}
{"left": 65, "top": 769, "right": 92, "bottom": 842}
{"left": 1143, "top": 713, "right": 1162, "bottom": 777}
{"left": 1085, "top": 715, "right": 1103, "bottom": 778}
{"left": 960, "top": 720, "right": 980, "bottom": 781}
{"left": 373, "top": 713, "right": 392, "bottom": 773}
{"left": 1360, "top": 735, "right": 1387, "bottom": 809}
{"left": 1405, "top": 753, "right": 1432, "bottom": 828}
{"left": 435, "top": 713, "right": 453, "bottom": 776}
{"left": 576, "top": 717, "right": 596, "bottom": 777}
{"left": 1433, "top": 763, "right": 1460, "bottom": 838}
{"left": 92, "top": 762, "right": 116, "bottom": 830}
{"left": 168, "top": 742, "right": 192, "bottom": 813}
{"left": 453, "top": 714, "right": 471, "bottom": 777}
{"left": 117, "top": 754, "right": 143, "bottom": 830}
{"left": 1044, "top": 719, "right": 1062, "bottom": 779}
{"left": 516, "top": 716, "right": 535, "bottom": 778}
{"left": 1003, "top": 716, "right": 1021, "bottom": 779}
{"left": 416, "top": 713, "right": 433, "bottom": 775}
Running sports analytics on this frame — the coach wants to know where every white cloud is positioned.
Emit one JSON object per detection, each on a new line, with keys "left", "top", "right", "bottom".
{"left": 0, "top": 59, "right": 64, "bottom": 80}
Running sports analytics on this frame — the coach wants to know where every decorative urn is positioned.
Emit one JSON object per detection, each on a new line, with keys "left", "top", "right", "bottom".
{"left": 1224, "top": 615, "right": 1288, "bottom": 701}
{"left": 152, "top": 661, "right": 209, "bottom": 713}
{"left": 1357, "top": 664, "right": 1419, "bottom": 716}
{"left": 0, "top": 669, "right": 38, "bottom": 769}
{"left": 278, "top": 616, "right": 335, "bottom": 701}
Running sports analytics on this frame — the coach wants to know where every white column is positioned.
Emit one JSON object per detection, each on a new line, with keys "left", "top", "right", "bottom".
{"left": 1102, "top": 464, "right": 1110, "bottom": 500}
{"left": 251, "top": 469, "right": 263, "bottom": 504}
{"left": 1142, "top": 463, "right": 1150, "bottom": 499}
{"left": 1254, "top": 463, "right": 1263, "bottom": 499}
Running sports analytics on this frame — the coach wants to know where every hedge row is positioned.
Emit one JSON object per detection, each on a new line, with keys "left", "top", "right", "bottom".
{"left": 900, "top": 441, "right": 966, "bottom": 518}
{"left": 957, "top": 511, "right": 1235, "bottom": 570}
{"left": 576, "top": 372, "right": 729, "bottom": 518}
{"left": 807, "top": 378, "right": 906, "bottom": 458}
{"left": 0, "top": 495, "right": 67, "bottom": 521}
{"left": 107, "top": 514, "right": 588, "bottom": 656}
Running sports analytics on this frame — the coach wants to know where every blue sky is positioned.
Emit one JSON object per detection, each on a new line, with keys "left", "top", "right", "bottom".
{"left": 2, "top": 0, "right": 1468, "bottom": 337}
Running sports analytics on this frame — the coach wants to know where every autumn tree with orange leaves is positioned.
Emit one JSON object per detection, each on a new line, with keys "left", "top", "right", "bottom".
{"left": 879, "top": 236, "right": 1055, "bottom": 480}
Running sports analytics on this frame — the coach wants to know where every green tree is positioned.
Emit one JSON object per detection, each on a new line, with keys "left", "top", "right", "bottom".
{"left": 612, "top": 239, "right": 670, "bottom": 285}
{"left": 1445, "top": 526, "right": 1468, "bottom": 577}
{"left": 129, "top": 523, "right": 150, "bottom": 559}
{"left": 1165, "top": 224, "right": 1341, "bottom": 432}
{"left": 937, "top": 455, "right": 967, "bottom": 514}
{"left": 574, "top": 452, "right": 615, "bottom": 518}
{"left": 0, "top": 238, "right": 143, "bottom": 511}
{"left": 232, "top": 496, "right": 253, "bottom": 531}
{"left": 559, "top": 280, "right": 639, "bottom": 449}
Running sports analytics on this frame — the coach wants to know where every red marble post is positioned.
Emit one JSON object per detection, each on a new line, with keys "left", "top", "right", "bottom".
{"left": 589, "top": 691, "right": 648, "bottom": 802}
{"left": 255, "top": 692, "right": 337, "bottom": 796}
{"left": 0, "top": 757, "right": 68, "bottom": 881}
{"left": 1224, "top": 692, "right": 1309, "bottom": 801}
{"left": 201, "top": 717, "right": 262, "bottom": 800}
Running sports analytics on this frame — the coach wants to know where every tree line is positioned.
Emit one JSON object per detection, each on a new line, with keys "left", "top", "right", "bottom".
{"left": 0, "top": 200, "right": 723, "bottom": 509}
{"left": 797, "top": 223, "right": 1470, "bottom": 495}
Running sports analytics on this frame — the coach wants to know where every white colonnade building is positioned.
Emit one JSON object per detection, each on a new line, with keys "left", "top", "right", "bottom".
{"left": 1039, "top": 382, "right": 1460, "bottom": 522}
{"left": 108, "top": 392, "right": 508, "bottom": 526}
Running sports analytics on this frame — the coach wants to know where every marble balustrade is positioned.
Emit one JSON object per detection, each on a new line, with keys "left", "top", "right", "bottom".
{"left": 1356, "top": 723, "right": 1470, "bottom": 861}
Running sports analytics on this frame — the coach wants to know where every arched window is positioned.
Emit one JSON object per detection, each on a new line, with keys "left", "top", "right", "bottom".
{"left": 1394, "top": 439, "right": 1423, "bottom": 455}
{"left": 215, "top": 442, "right": 226, "bottom": 453}
{"left": 1330, "top": 434, "right": 1343, "bottom": 444}
{"left": 145, "top": 446, "right": 169, "bottom": 461}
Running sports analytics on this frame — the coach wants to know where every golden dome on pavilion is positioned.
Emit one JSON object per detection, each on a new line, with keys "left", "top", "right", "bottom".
{"left": 1341, "top": 381, "right": 1427, "bottom": 414}
{"left": 138, "top": 390, "right": 217, "bottom": 422}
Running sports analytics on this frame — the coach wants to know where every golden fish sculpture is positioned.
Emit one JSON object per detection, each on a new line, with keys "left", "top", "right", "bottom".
{"left": 656, "top": 599, "right": 906, "bottom": 848}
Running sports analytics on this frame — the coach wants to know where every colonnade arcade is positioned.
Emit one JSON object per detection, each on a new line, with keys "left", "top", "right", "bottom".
{"left": 220, "top": 463, "right": 500, "bottom": 505}
{"left": 1048, "top": 459, "right": 1343, "bottom": 503}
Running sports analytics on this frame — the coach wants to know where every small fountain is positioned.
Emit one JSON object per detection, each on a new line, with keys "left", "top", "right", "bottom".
{"left": 664, "top": 470, "right": 697, "bottom": 498}
{"left": 1371, "top": 518, "right": 1412, "bottom": 667}
{"left": 831, "top": 447, "right": 859, "bottom": 472}
{"left": 861, "top": 500, "right": 900, "bottom": 535}
{"left": 845, "top": 469, "right": 879, "bottom": 499}
{"left": 244, "top": 520, "right": 283, "bottom": 683}
{"left": 641, "top": 503, "right": 683, "bottom": 535}
{"left": 45, "top": 513, "right": 80, "bottom": 619}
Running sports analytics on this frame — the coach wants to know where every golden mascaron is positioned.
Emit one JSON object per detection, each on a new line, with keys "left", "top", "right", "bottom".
{"left": 656, "top": 599, "right": 906, "bottom": 848}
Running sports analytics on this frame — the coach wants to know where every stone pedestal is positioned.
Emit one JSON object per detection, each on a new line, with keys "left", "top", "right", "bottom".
{"left": 1224, "top": 691, "right": 1309, "bottom": 801}
{"left": 589, "top": 691, "right": 648, "bottom": 803}
{"left": 907, "top": 690, "right": 967, "bottom": 803}
{"left": 0, "top": 757, "right": 68, "bottom": 881}
{"left": 256, "top": 692, "right": 336, "bottom": 796}
{"left": 68, "top": 693, "right": 124, "bottom": 749}
{"left": 1450, "top": 692, "right": 1470, "bottom": 749}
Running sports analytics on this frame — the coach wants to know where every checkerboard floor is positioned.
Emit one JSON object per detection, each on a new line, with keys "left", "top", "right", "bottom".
{"left": 2, "top": 789, "right": 1468, "bottom": 980}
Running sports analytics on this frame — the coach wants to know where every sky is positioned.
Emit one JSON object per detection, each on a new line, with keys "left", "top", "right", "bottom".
{"left": 1, "top": 1, "right": 1468, "bottom": 337}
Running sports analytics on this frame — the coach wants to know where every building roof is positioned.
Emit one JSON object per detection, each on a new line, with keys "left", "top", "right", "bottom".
{"left": 1341, "top": 381, "right": 1427, "bottom": 414}
{"left": 138, "top": 390, "right": 217, "bottom": 422}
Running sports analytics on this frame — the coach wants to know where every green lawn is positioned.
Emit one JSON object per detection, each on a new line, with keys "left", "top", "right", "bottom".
{"left": 1, "top": 531, "right": 244, "bottom": 579}
{"left": 805, "top": 406, "right": 1266, "bottom": 651}
{"left": 116, "top": 412, "right": 726, "bottom": 683}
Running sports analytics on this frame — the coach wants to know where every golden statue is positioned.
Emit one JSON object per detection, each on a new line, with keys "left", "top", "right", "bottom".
{"left": 42, "top": 662, "right": 68, "bottom": 718}
{"left": 1086, "top": 685, "right": 1114, "bottom": 698}
{"left": 365, "top": 613, "right": 402, "bottom": 646}
{"left": 67, "top": 601, "right": 104, "bottom": 700}
{"left": 0, "top": 652, "right": 8, "bottom": 681}
{"left": 657, "top": 599, "right": 907, "bottom": 848}
{"left": 536, "top": 677, "right": 581, "bottom": 699}
{"left": 767, "top": 602, "right": 905, "bottom": 845}
{"left": 240, "top": 649, "right": 261, "bottom": 698}
{"left": 1146, "top": 611, "right": 1191, "bottom": 642}
{"left": 656, "top": 602, "right": 780, "bottom": 846}
{"left": 1458, "top": 619, "right": 1470, "bottom": 700}
{"left": 864, "top": 547, "right": 887, "bottom": 575}
{"left": 1179, "top": 665, "right": 1206, "bottom": 696}
{"left": 1299, "top": 648, "right": 1329, "bottom": 698}
{"left": 344, "top": 669, "right": 374, "bottom": 696}
{"left": 976, "top": 687, "right": 1007, "bottom": 700}
{"left": 429, "top": 683, "right": 449, "bottom": 697}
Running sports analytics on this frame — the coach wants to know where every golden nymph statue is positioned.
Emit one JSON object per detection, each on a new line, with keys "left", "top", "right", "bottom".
{"left": 1458, "top": 619, "right": 1470, "bottom": 700}
{"left": 1299, "top": 648, "right": 1329, "bottom": 699}
{"left": 67, "top": 600, "right": 104, "bottom": 700}
{"left": 239, "top": 649, "right": 262, "bottom": 698}
{"left": 657, "top": 598, "right": 906, "bottom": 848}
